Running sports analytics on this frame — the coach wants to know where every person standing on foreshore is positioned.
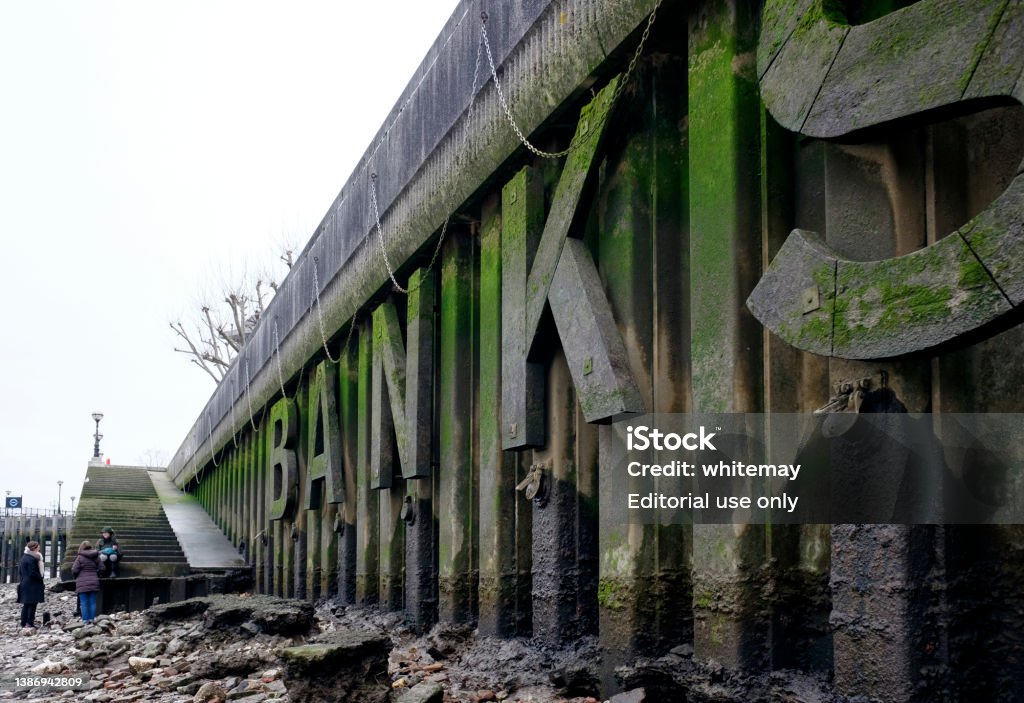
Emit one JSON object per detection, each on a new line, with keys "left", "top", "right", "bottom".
{"left": 17, "top": 541, "right": 44, "bottom": 633}
{"left": 72, "top": 541, "right": 101, "bottom": 623}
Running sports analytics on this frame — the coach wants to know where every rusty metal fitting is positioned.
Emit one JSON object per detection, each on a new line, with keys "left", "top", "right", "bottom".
{"left": 400, "top": 496, "right": 415, "bottom": 525}
{"left": 516, "top": 462, "right": 549, "bottom": 506}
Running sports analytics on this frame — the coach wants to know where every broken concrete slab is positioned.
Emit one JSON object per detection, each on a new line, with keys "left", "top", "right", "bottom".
{"left": 280, "top": 630, "right": 392, "bottom": 703}
{"left": 145, "top": 595, "right": 314, "bottom": 636}
{"left": 394, "top": 681, "right": 443, "bottom": 703}
{"left": 279, "top": 630, "right": 390, "bottom": 672}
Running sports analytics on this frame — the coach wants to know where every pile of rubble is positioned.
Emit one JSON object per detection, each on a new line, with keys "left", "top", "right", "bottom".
{"left": 0, "top": 577, "right": 839, "bottom": 703}
{"left": 0, "top": 586, "right": 302, "bottom": 702}
{"left": 0, "top": 579, "right": 840, "bottom": 702}
{"left": 0, "top": 583, "right": 640, "bottom": 703}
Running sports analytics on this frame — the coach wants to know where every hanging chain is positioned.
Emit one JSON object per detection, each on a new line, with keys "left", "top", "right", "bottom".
{"left": 270, "top": 317, "right": 309, "bottom": 406}
{"left": 480, "top": 0, "right": 662, "bottom": 159}
{"left": 272, "top": 319, "right": 288, "bottom": 400}
{"left": 244, "top": 358, "right": 259, "bottom": 432}
{"left": 369, "top": 174, "right": 449, "bottom": 295}
{"left": 312, "top": 257, "right": 341, "bottom": 364}
{"left": 342, "top": 309, "right": 358, "bottom": 357}
{"left": 190, "top": 3, "right": 662, "bottom": 476}
{"left": 205, "top": 413, "right": 219, "bottom": 470}
{"left": 312, "top": 256, "right": 364, "bottom": 363}
{"left": 228, "top": 377, "right": 240, "bottom": 449}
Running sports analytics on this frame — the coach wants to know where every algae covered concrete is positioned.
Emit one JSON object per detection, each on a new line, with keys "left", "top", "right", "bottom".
{"left": 149, "top": 471, "right": 244, "bottom": 570}
{"left": 687, "top": 0, "right": 768, "bottom": 671}
{"left": 159, "top": 0, "right": 1024, "bottom": 700}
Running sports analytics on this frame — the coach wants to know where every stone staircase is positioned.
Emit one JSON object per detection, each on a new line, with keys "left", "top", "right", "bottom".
{"left": 60, "top": 465, "right": 189, "bottom": 579}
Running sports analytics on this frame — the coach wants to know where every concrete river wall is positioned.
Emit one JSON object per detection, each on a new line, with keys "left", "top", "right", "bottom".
{"left": 166, "top": 0, "right": 1024, "bottom": 699}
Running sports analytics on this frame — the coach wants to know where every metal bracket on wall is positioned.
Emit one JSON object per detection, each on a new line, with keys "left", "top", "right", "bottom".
{"left": 516, "top": 461, "right": 549, "bottom": 506}
{"left": 814, "top": 371, "right": 889, "bottom": 437}
{"left": 400, "top": 496, "right": 415, "bottom": 525}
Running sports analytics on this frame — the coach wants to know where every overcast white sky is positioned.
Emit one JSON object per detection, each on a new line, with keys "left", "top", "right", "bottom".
{"left": 0, "top": 1, "right": 458, "bottom": 512}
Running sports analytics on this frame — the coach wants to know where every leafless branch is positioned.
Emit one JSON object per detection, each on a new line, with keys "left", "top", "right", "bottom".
{"left": 171, "top": 245, "right": 294, "bottom": 385}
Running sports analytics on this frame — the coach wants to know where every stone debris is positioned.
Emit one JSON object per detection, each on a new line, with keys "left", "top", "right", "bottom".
{"left": 279, "top": 630, "right": 391, "bottom": 703}
{"left": 1, "top": 581, "right": 836, "bottom": 702}
{"left": 0, "top": 584, "right": 301, "bottom": 703}
{"left": 190, "top": 682, "right": 227, "bottom": 703}
{"left": 128, "top": 657, "right": 158, "bottom": 674}
{"left": 29, "top": 660, "right": 63, "bottom": 675}
{"left": 394, "top": 681, "right": 443, "bottom": 703}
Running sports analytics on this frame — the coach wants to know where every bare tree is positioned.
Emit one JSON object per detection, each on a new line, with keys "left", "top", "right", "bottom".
{"left": 137, "top": 448, "right": 170, "bottom": 468}
{"left": 171, "top": 246, "right": 295, "bottom": 383}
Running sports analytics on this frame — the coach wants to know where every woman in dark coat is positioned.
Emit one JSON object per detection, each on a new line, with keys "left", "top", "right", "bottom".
{"left": 72, "top": 541, "right": 101, "bottom": 622}
{"left": 17, "top": 540, "right": 45, "bottom": 630}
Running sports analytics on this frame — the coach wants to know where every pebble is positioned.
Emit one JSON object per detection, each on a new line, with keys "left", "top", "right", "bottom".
{"left": 0, "top": 581, "right": 601, "bottom": 703}
{"left": 192, "top": 682, "right": 228, "bottom": 703}
{"left": 128, "top": 657, "right": 158, "bottom": 673}
{"left": 30, "top": 659, "right": 64, "bottom": 674}
{"left": 0, "top": 583, "right": 293, "bottom": 703}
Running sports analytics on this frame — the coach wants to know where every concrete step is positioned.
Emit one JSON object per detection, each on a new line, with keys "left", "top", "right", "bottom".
{"left": 76, "top": 518, "right": 169, "bottom": 522}
{"left": 75, "top": 507, "right": 165, "bottom": 512}
{"left": 147, "top": 470, "right": 247, "bottom": 571}
{"left": 77, "top": 495, "right": 162, "bottom": 499}
{"left": 74, "top": 531, "right": 174, "bottom": 537}
{"left": 91, "top": 534, "right": 179, "bottom": 539}
{"left": 63, "top": 465, "right": 191, "bottom": 582}
{"left": 81, "top": 482, "right": 155, "bottom": 488}
{"left": 68, "top": 549, "right": 186, "bottom": 557}
{"left": 71, "top": 538, "right": 179, "bottom": 544}
{"left": 75, "top": 514, "right": 169, "bottom": 519}
{"left": 73, "top": 535, "right": 173, "bottom": 541}
{"left": 74, "top": 517, "right": 171, "bottom": 522}
{"left": 112, "top": 557, "right": 188, "bottom": 563}
{"left": 72, "top": 525, "right": 175, "bottom": 532}
{"left": 76, "top": 543, "right": 185, "bottom": 551}
{"left": 74, "top": 540, "right": 176, "bottom": 548}
{"left": 76, "top": 511, "right": 170, "bottom": 516}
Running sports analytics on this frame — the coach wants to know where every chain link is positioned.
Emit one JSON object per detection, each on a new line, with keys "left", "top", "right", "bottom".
{"left": 342, "top": 309, "right": 358, "bottom": 358}
{"left": 480, "top": 1, "right": 662, "bottom": 159}
{"left": 311, "top": 255, "right": 364, "bottom": 364}
{"left": 272, "top": 320, "right": 289, "bottom": 400}
{"left": 244, "top": 358, "right": 259, "bottom": 432}
{"left": 312, "top": 256, "right": 341, "bottom": 364}
{"left": 269, "top": 318, "right": 309, "bottom": 406}
{"left": 205, "top": 412, "right": 219, "bottom": 470}
{"left": 228, "top": 377, "right": 240, "bottom": 449}
{"left": 196, "top": 2, "right": 662, "bottom": 477}
{"left": 369, "top": 174, "right": 449, "bottom": 295}
{"left": 366, "top": 5, "right": 659, "bottom": 292}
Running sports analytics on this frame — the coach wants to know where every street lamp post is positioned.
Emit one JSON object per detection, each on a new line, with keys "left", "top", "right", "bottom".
{"left": 57, "top": 480, "right": 63, "bottom": 515}
{"left": 70, "top": 496, "right": 76, "bottom": 516}
{"left": 92, "top": 412, "right": 104, "bottom": 460}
